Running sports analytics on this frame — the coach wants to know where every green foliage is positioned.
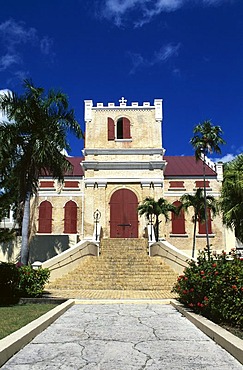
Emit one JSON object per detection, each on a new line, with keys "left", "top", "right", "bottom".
{"left": 0, "top": 80, "right": 83, "bottom": 264}
{"left": 0, "top": 262, "right": 20, "bottom": 304}
{"left": 190, "top": 120, "right": 225, "bottom": 258}
{"left": 220, "top": 154, "right": 243, "bottom": 243}
{"left": 18, "top": 266, "right": 50, "bottom": 298}
{"left": 173, "top": 251, "right": 243, "bottom": 328}
{"left": 0, "top": 263, "right": 50, "bottom": 304}
{"left": 138, "top": 196, "right": 178, "bottom": 241}
{"left": 190, "top": 120, "right": 225, "bottom": 160}
{"left": 180, "top": 188, "right": 218, "bottom": 258}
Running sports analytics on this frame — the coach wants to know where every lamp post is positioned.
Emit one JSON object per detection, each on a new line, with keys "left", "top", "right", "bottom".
{"left": 93, "top": 209, "right": 101, "bottom": 241}
{"left": 149, "top": 213, "right": 154, "bottom": 242}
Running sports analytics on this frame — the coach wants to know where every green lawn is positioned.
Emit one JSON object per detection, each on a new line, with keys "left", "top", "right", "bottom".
{"left": 0, "top": 304, "right": 58, "bottom": 340}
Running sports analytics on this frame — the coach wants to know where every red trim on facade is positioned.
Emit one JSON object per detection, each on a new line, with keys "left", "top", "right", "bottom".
{"left": 171, "top": 201, "right": 186, "bottom": 234}
{"left": 123, "top": 117, "right": 131, "bottom": 139}
{"left": 108, "top": 117, "right": 115, "bottom": 140}
{"left": 64, "top": 181, "right": 79, "bottom": 188}
{"left": 169, "top": 181, "right": 185, "bottom": 188}
{"left": 64, "top": 200, "right": 78, "bottom": 234}
{"left": 39, "top": 181, "right": 54, "bottom": 188}
{"left": 199, "top": 210, "right": 212, "bottom": 234}
{"left": 195, "top": 180, "right": 210, "bottom": 188}
{"left": 38, "top": 201, "right": 52, "bottom": 233}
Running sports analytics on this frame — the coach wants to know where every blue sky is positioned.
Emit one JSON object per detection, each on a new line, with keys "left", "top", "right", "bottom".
{"left": 0, "top": 0, "right": 242, "bottom": 161}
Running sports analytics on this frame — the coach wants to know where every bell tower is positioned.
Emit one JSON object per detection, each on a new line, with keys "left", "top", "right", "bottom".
{"left": 82, "top": 98, "right": 166, "bottom": 239}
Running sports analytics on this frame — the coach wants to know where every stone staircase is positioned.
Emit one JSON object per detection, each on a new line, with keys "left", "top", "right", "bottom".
{"left": 46, "top": 238, "right": 178, "bottom": 298}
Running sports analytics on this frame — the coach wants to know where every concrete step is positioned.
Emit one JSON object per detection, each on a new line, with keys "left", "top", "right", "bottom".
{"left": 47, "top": 238, "right": 178, "bottom": 292}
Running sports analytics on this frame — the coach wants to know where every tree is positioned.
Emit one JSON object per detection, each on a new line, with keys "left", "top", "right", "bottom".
{"left": 219, "top": 154, "right": 243, "bottom": 243}
{"left": 138, "top": 196, "right": 178, "bottom": 242}
{"left": 180, "top": 188, "right": 217, "bottom": 258}
{"left": 0, "top": 80, "right": 83, "bottom": 264}
{"left": 190, "top": 120, "right": 225, "bottom": 256}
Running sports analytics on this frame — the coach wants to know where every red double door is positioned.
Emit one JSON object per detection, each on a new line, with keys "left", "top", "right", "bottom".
{"left": 110, "top": 189, "right": 138, "bottom": 238}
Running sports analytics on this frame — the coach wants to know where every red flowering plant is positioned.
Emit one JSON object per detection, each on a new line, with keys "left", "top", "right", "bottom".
{"left": 172, "top": 249, "right": 243, "bottom": 328}
{"left": 18, "top": 265, "right": 50, "bottom": 298}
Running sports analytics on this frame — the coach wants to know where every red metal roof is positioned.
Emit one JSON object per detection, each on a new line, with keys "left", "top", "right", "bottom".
{"left": 41, "top": 155, "right": 216, "bottom": 178}
{"left": 164, "top": 156, "right": 216, "bottom": 177}
{"left": 66, "top": 156, "right": 84, "bottom": 177}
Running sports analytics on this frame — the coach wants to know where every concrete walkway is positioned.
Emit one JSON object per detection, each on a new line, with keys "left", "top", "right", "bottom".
{"left": 2, "top": 302, "right": 242, "bottom": 370}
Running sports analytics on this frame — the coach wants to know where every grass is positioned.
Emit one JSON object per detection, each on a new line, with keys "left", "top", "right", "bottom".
{"left": 0, "top": 303, "right": 58, "bottom": 340}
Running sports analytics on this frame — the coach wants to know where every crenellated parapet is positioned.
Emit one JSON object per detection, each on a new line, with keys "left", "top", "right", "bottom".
{"left": 84, "top": 98, "right": 163, "bottom": 122}
{"left": 201, "top": 154, "right": 224, "bottom": 182}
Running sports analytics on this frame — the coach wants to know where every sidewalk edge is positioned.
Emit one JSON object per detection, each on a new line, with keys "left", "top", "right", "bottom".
{"left": 0, "top": 299, "right": 75, "bottom": 367}
{"left": 171, "top": 299, "right": 243, "bottom": 365}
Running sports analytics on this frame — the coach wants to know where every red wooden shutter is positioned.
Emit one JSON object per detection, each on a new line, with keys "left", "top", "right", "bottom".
{"left": 169, "top": 181, "right": 184, "bottom": 188}
{"left": 38, "top": 201, "right": 52, "bottom": 233}
{"left": 171, "top": 201, "right": 185, "bottom": 234}
{"left": 199, "top": 209, "right": 212, "bottom": 234}
{"left": 64, "top": 200, "right": 77, "bottom": 233}
{"left": 108, "top": 117, "right": 115, "bottom": 140}
{"left": 195, "top": 181, "right": 210, "bottom": 188}
{"left": 39, "top": 181, "right": 54, "bottom": 188}
{"left": 123, "top": 117, "right": 131, "bottom": 139}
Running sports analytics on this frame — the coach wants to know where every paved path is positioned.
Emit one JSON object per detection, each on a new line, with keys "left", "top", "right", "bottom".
{"left": 2, "top": 302, "right": 242, "bottom": 369}
{"left": 46, "top": 289, "right": 177, "bottom": 299}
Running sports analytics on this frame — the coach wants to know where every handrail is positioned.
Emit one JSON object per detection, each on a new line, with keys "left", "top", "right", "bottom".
{"left": 150, "top": 240, "right": 196, "bottom": 274}
{"left": 40, "top": 239, "right": 99, "bottom": 281}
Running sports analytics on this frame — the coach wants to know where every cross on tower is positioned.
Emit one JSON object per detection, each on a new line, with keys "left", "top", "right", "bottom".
{"left": 119, "top": 97, "right": 127, "bottom": 105}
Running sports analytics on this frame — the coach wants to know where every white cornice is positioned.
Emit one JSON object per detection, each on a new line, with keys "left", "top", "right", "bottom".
{"left": 84, "top": 177, "right": 164, "bottom": 188}
{"left": 82, "top": 161, "right": 166, "bottom": 171}
{"left": 83, "top": 148, "right": 165, "bottom": 156}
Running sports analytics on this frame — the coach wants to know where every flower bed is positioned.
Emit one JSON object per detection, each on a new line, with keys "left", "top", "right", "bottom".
{"left": 173, "top": 250, "right": 243, "bottom": 329}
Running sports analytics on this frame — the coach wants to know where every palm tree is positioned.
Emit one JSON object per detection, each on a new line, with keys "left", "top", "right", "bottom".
{"left": 190, "top": 120, "right": 225, "bottom": 256}
{"left": 138, "top": 196, "right": 178, "bottom": 242}
{"left": 0, "top": 80, "right": 83, "bottom": 264}
{"left": 180, "top": 188, "right": 217, "bottom": 258}
{"left": 219, "top": 154, "right": 243, "bottom": 243}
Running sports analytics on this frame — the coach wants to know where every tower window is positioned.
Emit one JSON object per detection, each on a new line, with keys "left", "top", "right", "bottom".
{"left": 107, "top": 117, "right": 131, "bottom": 141}
{"left": 117, "top": 118, "right": 123, "bottom": 139}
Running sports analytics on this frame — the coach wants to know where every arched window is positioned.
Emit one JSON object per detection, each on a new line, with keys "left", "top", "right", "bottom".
{"left": 107, "top": 117, "right": 131, "bottom": 140}
{"left": 199, "top": 209, "right": 212, "bottom": 234}
{"left": 171, "top": 201, "right": 186, "bottom": 234}
{"left": 64, "top": 200, "right": 78, "bottom": 234}
{"left": 38, "top": 201, "right": 52, "bottom": 233}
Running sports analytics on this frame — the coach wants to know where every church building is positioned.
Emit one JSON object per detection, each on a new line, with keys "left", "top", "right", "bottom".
{"left": 31, "top": 97, "right": 232, "bottom": 262}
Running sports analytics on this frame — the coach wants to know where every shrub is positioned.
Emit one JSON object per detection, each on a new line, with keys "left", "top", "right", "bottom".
{"left": 173, "top": 250, "right": 243, "bottom": 328}
{"left": 0, "top": 262, "right": 20, "bottom": 305}
{"left": 18, "top": 266, "right": 50, "bottom": 298}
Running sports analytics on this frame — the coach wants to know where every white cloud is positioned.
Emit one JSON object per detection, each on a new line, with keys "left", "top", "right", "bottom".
{"left": 0, "top": 19, "right": 37, "bottom": 51}
{"left": 40, "top": 36, "right": 54, "bottom": 55}
{"left": 153, "top": 43, "right": 181, "bottom": 63}
{"left": 6, "top": 70, "right": 30, "bottom": 86}
{"left": 128, "top": 42, "right": 181, "bottom": 73}
{"left": 127, "top": 52, "right": 147, "bottom": 73}
{"left": 0, "top": 53, "right": 21, "bottom": 71}
{"left": 213, "top": 153, "right": 236, "bottom": 163}
{"left": 97, "top": 0, "right": 230, "bottom": 27}
{"left": 0, "top": 19, "right": 54, "bottom": 79}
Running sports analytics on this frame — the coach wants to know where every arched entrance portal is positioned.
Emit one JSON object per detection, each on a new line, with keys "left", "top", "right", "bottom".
{"left": 110, "top": 189, "right": 138, "bottom": 238}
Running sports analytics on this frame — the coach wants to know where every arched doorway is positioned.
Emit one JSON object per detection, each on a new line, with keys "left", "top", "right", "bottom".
{"left": 110, "top": 189, "right": 138, "bottom": 238}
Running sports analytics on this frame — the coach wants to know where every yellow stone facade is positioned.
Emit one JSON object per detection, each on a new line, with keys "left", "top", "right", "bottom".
{"left": 32, "top": 97, "right": 234, "bottom": 260}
